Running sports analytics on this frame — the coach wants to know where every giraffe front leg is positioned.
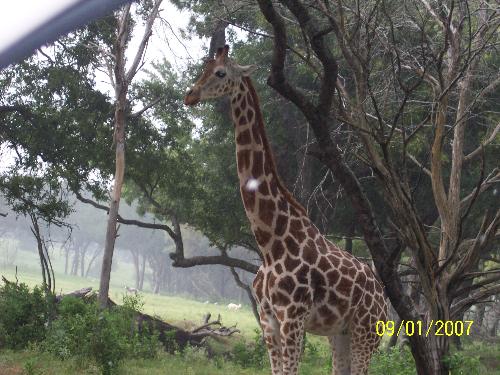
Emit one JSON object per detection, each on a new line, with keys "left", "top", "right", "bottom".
{"left": 279, "top": 315, "right": 305, "bottom": 375}
{"left": 259, "top": 305, "right": 283, "bottom": 375}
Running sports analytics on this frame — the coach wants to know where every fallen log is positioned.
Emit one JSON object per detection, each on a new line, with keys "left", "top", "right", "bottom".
{"left": 55, "top": 287, "right": 93, "bottom": 302}
{"left": 57, "top": 287, "right": 240, "bottom": 352}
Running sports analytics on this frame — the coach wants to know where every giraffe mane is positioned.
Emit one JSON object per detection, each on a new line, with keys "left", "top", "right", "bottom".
{"left": 242, "top": 76, "right": 308, "bottom": 217}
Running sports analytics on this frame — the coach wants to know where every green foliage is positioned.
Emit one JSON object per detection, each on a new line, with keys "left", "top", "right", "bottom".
{"left": 90, "top": 307, "right": 131, "bottom": 375}
{"left": 23, "top": 358, "right": 37, "bottom": 375}
{"left": 44, "top": 294, "right": 159, "bottom": 375}
{"left": 163, "top": 330, "right": 179, "bottom": 354}
{"left": 370, "top": 344, "right": 487, "bottom": 375}
{"left": 302, "top": 334, "right": 320, "bottom": 359}
{"left": 444, "top": 352, "right": 481, "bottom": 375}
{"left": 231, "top": 329, "right": 267, "bottom": 369}
{"left": 0, "top": 281, "right": 50, "bottom": 349}
{"left": 43, "top": 297, "right": 94, "bottom": 360}
{"left": 301, "top": 334, "right": 332, "bottom": 373}
{"left": 369, "top": 347, "right": 416, "bottom": 375}
{"left": 0, "top": 172, "right": 72, "bottom": 227}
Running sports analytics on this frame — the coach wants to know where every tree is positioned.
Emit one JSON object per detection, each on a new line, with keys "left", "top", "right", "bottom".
{"left": 0, "top": 171, "right": 71, "bottom": 292}
{"left": 94, "top": 0, "right": 163, "bottom": 308}
{"left": 250, "top": 1, "right": 499, "bottom": 373}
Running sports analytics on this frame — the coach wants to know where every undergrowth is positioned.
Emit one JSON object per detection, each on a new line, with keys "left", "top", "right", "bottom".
{"left": 1, "top": 280, "right": 499, "bottom": 375}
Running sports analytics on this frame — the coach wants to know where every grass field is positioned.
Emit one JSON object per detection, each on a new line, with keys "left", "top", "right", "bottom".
{"left": 1, "top": 340, "right": 499, "bottom": 375}
{"left": 0, "top": 349, "right": 344, "bottom": 375}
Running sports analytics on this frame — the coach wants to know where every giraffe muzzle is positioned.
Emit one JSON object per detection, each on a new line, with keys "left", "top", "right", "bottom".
{"left": 184, "top": 88, "right": 200, "bottom": 106}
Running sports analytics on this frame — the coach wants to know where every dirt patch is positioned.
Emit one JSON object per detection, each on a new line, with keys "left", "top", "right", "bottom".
{"left": 482, "top": 356, "right": 500, "bottom": 370}
{"left": 0, "top": 364, "right": 23, "bottom": 375}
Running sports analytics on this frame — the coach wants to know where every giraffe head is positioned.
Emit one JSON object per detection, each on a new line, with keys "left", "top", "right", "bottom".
{"left": 184, "top": 45, "right": 257, "bottom": 106}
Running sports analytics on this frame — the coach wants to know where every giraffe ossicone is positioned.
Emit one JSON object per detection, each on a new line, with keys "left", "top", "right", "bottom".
{"left": 185, "top": 45, "right": 387, "bottom": 375}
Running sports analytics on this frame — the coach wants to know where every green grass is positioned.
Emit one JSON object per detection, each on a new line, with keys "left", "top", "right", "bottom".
{"left": 0, "top": 346, "right": 331, "bottom": 375}
{"left": 2, "top": 344, "right": 498, "bottom": 375}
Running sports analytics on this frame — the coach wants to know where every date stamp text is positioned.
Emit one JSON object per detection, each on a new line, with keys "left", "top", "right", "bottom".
{"left": 375, "top": 320, "right": 474, "bottom": 337}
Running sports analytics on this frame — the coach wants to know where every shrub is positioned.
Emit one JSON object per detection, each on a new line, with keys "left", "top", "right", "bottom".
{"left": 370, "top": 345, "right": 484, "bottom": 375}
{"left": 302, "top": 334, "right": 320, "bottom": 359}
{"left": 301, "top": 334, "right": 332, "bottom": 373}
{"left": 44, "top": 296, "right": 96, "bottom": 360}
{"left": 90, "top": 307, "right": 130, "bottom": 375}
{"left": 0, "top": 281, "right": 50, "bottom": 349}
{"left": 44, "top": 293, "right": 160, "bottom": 375}
{"left": 444, "top": 352, "right": 481, "bottom": 375}
{"left": 369, "top": 346, "right": 416, "bottom": 375}
{"left": 231, "top": 329, "right": 267, "bottom": 369}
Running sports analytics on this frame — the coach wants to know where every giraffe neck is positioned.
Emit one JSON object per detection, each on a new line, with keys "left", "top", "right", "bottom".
{"left": 231, "top": 77, "right": 307, "bottom": 261}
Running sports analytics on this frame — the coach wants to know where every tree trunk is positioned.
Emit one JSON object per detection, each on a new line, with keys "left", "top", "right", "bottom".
{"left": 151, "top": 254, "right": 166, "bottom": 295}
{"left": 476, "top": 304, "right": 486, "bottom": 330}
{"left": 98, "top": 108, "right": 125, "bottom": 308}
{"left": 131, "top": 249, "right": 140, "bottom": 289}
{"left": 29, "top": 214, "right": 54, "bottom": 294}
{"left": 71, "top": 246, "right": 79, "bottom": 276}
{"left": 427, "top": 335, "right": 450, "bottom": 375}
{"left": 98, "top": 6, "right": 130, "bottom": 308}
{"left": 387, "top": 318, "right": 400, "bottom": 348}
{"left": 219, "top": 270, "right": 226, "bottom": 298}
{"left": 139, "top": 254, "right": 146, "bottom": 290}
{"left": 153, "top": 276, "right": 160, "bottom": 294}
{"left": 80, "top": 245, "right": 87, "bottom": 277}
{"left": 490, "top": 319, "right": 499, "bottom": 337}
{"left": 64, "top": 246, "right": 69, "bottom": 275}
{"left": 489, "top": 308, "right": 500, "bottom": 336}
{"left": 85, "top": 247, "right": 100, "bottom": 277}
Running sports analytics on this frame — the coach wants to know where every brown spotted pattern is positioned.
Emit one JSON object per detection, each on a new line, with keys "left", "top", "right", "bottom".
{"left": 185, "top": 46, "right": 387, "bottom": 375}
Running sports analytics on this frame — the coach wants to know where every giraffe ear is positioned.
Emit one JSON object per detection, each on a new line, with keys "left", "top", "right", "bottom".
{"left": 239, "top": 64, "right": 258, "bottom": 76}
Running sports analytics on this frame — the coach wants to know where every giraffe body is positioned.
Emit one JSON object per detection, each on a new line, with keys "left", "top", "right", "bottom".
{"left": 185, "top": 45, "right": 387, "bottom": 375}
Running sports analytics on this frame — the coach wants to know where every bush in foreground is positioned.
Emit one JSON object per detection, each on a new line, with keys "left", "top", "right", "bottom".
{"left": 0, "top": 281, "right": 51, "bottom": 350}
{"left": 44, "top": 294, "right": 160, "bottom": 375}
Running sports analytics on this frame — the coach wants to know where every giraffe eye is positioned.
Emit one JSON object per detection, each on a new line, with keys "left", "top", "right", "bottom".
{"left": 215, "top": 70, "right": 226, "bottom": 78}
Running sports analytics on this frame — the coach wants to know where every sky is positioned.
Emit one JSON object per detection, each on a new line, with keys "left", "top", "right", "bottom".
{"left": 0, "top": 0, "right": 80, "bottom": 52}
{"left": 0, "top": 0, "right": 208, "bottom": 79}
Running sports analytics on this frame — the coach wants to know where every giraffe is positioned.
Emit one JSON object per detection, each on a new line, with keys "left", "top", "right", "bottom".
{"left": 184, "top": 45, "right": 387, "bottom": 375}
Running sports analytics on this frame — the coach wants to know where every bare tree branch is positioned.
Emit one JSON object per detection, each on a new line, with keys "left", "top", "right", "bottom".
{"left": 452, "top": 274, "right": 500, "bottom": 299}
{"left": 126, "top": 0, "right": 163, "bottom": 83}
{"left": 464, "top": 121, "right": 500, "bottom": 163}
{"left": 129, "top": 96, "right": 165, "bottom": 118}
{"left": 230, "top": 266, "right": 260, "bottom": 324}
{"left": 171, "top": 253, "right": 259, "bottom": 274}
{"left": 75, "top": 192, "right": 177, "bottom": 239}
{"left": 407, "top": 153, "right": 432, "bottom": 177}
{"left": 451, "top": 284, "right": 500, "bottom": 319}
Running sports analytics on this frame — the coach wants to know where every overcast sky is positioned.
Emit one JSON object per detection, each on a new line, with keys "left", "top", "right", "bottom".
{"left": 0, "top": 0, "right": 80, "bottom": 52}
{"left": 0, "top": 0, "right": 207, "bottom": 79}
